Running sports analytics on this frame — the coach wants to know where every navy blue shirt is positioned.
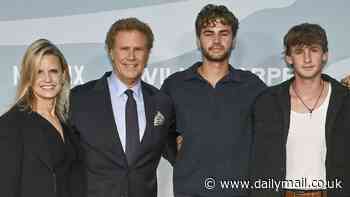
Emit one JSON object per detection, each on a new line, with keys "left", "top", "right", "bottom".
{"left": 161, "top": 62, "right": 266, "bottom": 197}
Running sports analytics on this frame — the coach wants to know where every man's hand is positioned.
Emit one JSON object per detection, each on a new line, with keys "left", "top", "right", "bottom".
{"left": 341, "top": 75, "right": 350, "bottom": 88}
{"left": 176, "top": 135, "right": 183, "bottom": 152}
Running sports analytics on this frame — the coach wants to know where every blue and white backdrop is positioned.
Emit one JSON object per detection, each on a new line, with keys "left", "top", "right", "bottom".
{"left": 1, "top": 0, "right": 349, "bottom": 196}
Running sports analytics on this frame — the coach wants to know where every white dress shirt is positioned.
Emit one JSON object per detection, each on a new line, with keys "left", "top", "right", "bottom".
{"left": 107, "top": 71, "right": 146, "bottom": 152}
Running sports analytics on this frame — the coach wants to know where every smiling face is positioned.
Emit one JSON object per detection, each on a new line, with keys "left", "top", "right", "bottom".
{"left": 32, "top": 54, "right": 64, "bottom": 104}
{"left": 110, "top": 30, "right": 149, "bottom": 87}
{"left": 286, "top": 44, "right": 328, "bottom": 80}
{"left": 197, "top": 20, "right": 234, "bottom": 63}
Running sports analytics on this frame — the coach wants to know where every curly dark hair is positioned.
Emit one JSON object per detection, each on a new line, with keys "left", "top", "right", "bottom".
{"left": 283, "top": 23, "right": 328, "bottom": 56}
{"left": 195, "top": 4, "right": 239, "bottom": 38}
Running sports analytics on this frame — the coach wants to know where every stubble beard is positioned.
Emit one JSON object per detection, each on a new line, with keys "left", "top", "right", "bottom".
{"left": 201, "top": 46, "right": 232, "bottom": 63}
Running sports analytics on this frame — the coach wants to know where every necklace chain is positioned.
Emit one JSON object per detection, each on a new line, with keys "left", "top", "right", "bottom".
{"left": 292, "top": 80, "right": 325, "bottom": 114}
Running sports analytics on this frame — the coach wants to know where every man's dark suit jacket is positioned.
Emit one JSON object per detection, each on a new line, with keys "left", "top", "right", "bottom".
{"left": 0, "top": 105, "right": 85, "bottom": 197}
{"left": 250, "top": 74, "right": 350, "bottom": 197}
{"left": 70, "top": 71, "right": 177, "bottom": 197}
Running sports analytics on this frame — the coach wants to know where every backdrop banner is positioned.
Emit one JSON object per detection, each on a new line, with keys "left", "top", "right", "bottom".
{"left": 1, "top": 0, "right": 349, "bottom": 196}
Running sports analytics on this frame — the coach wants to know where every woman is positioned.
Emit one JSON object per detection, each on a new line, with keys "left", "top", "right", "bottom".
{"left": 0, "top": 39, "right": 84, "bottom": 197}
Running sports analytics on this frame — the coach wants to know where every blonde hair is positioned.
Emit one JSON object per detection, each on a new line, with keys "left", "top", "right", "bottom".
{"left": 15, "top": 39, "right": 71, "bottom": 122}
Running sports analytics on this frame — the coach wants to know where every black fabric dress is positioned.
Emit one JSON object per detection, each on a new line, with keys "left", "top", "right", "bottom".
{"left": 34, "top": 113, "right": 75, "bottom": 197}
{"left": 0, "top": 105, "right": 85, "bottom": 197}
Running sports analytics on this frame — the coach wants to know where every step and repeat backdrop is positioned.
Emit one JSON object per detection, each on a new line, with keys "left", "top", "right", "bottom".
{"left": 1, "top": 0, "right": 349, "bottom": 196}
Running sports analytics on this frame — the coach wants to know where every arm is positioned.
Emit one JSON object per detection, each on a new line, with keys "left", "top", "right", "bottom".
{"left": 161, "top": 102, "right": 179, "bottom": 166}
{"left": 160, "top": 78, "right": 178, "bottom": 165}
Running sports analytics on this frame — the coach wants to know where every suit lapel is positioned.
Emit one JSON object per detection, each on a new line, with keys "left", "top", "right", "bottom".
{"left": 92, "top": 76, "right": 161, "bottom": 167}
{"left": 140, "top": 82, "right": 156, "bottom": 147}
{"left": 92, "top": 72, "right": 128, "bottom": 166}
{"left": 127, "top": 82, "right": 157, "bottom": 167}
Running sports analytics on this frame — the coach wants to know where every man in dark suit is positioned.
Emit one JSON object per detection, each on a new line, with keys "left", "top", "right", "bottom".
{"left": 70, "top": 17, "right": 177, "bottom": 197}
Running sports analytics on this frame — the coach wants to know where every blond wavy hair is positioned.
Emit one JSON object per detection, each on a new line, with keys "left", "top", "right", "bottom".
{"left": 15, "top": 39, "right": 71, "bottom": 122}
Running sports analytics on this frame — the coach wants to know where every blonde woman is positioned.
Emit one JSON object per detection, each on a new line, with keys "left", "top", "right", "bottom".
{"left": 0, "top": 39, "right": 84, "bottom": 197}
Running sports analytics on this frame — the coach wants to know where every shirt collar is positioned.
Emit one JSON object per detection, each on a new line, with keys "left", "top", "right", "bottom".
{"left": 109, "top": 71, "right": 142, "bottom": 98}
{"left": 184, "top": 61, "right": 242, "bottom": 83}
